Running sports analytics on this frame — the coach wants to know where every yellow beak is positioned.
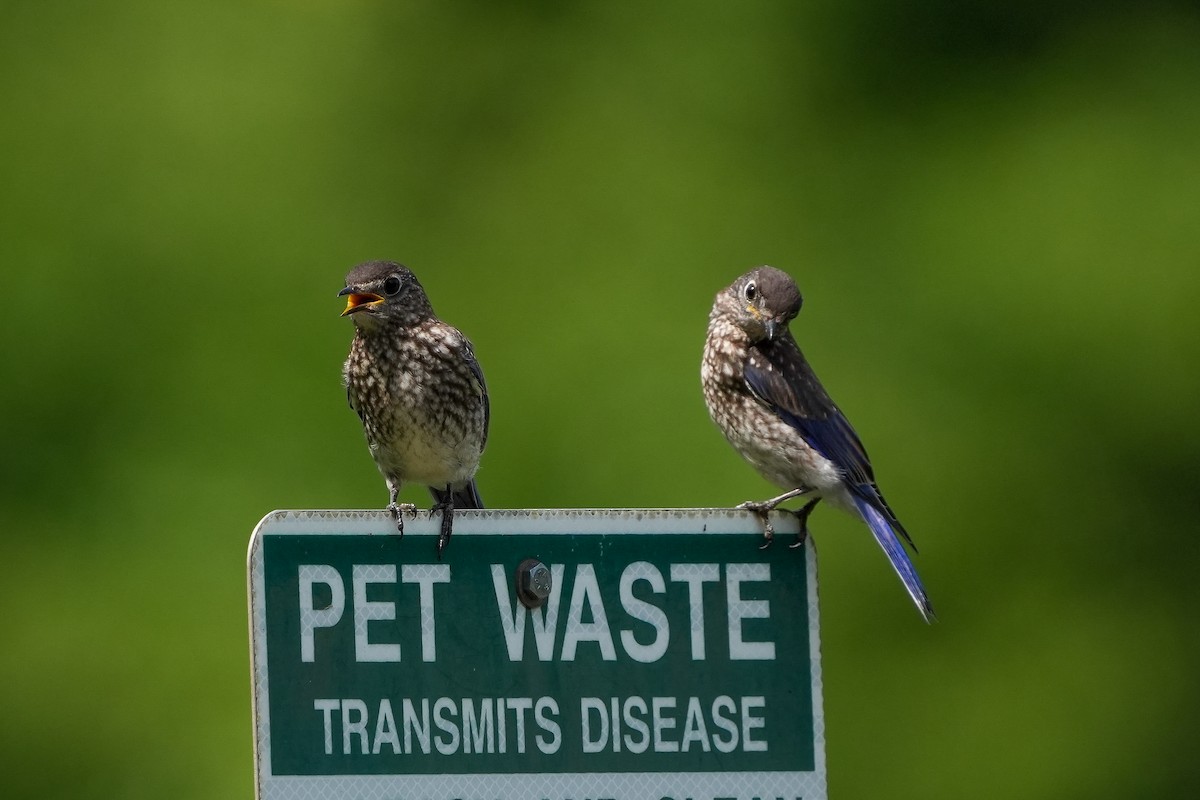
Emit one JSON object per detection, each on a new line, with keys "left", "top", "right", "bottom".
{"left": 340, "top": 291, "right": 384, "bottom": 316}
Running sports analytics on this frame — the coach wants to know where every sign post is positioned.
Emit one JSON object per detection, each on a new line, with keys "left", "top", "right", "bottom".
{"left": 248, "top": 509, "right": 827, "bottom": 800}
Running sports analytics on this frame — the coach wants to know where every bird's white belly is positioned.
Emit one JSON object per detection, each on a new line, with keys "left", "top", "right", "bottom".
{"left": 372, "top": 408, "right": 479, "bottom": 488}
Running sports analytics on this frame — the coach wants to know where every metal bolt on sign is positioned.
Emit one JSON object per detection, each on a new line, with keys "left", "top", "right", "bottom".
{"left": 515, "top": 558, "right": 552, "bottom": 609}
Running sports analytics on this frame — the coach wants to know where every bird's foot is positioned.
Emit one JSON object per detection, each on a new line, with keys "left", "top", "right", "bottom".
{"left": 387, "top": 502, "right": 418, "bottom": 537}
{"left": 736, "top": 500, "right": 777, "bottom": 548}
{"left": 431, "top": 499, "right": 454, "bottom": 561}
{"left": 736, "top": 488, "right": 814, "bottom": 550}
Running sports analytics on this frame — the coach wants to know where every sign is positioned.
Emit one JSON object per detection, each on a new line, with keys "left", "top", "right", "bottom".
{"left": 248, "top": 509, "right": 827, "bottom": 800}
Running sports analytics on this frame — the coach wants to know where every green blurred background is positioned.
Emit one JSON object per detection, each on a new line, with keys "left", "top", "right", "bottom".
{"left": 2, "top": 1, "right": 1198, "bottom": 797}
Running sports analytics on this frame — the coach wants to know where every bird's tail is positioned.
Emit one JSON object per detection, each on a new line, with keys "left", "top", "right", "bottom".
{"left": 852, "top": 495, "right": 935, "bottom": 623}
{"left": 429, "top": 480, "right": 484, "bottom": 510}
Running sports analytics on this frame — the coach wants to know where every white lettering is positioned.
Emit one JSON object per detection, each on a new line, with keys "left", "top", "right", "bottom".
{"left": 710, "top": 695, "right": 739, "bottom": 753}
{"left": 461, "top": 698, "right": 495, "bottom": 754}
{"left": 741, "top": 695, "right": 767, "bottom": 751}
{"left": 373, "top": 699, "right": 400, "bottom": 754}
{"left": 623, "top": 696, "right": 650, "bottom": 753}
{"left": 298, "top": 565, "right": 345, "bottom": 662}
{"left": 726, "top": 563, "right": 775, "bottom": 660}
{"left": 433, "top": 698, "right": 459, "bottom": 755}
{"left": 580, "top": 697, "right": 608, "bottom": 753}
{"left": 668, "top": 563, "right": 720, "bottom": 660}
{"left": 681, "top": 696, "right": 711, "bottom": 752}
{"left": 312, "top": 696, "right": 571, "bottom": 758}
{"left": 508, "top": 697, "right": 533, "bottom": 753}
{"left": 495, "top": 697, "right": 507, "bottom": 753}
{"left": 313, "top": 698, "right": 339, "bottom": 754}
{"left": 352, "top": 565, "right": 401, "bottom": 662}
{"left": 341, "top": 698, "right": 370, "bottom": 754}
{"left": 619, "top": 561, "right": 669, "bottom": 663}
{"left": 561, "top": 564, "right": 616, "bottom": 661}
{"left": 535, "top": 696, "right": 562, "bottom": 754}
{"left": 575, "top": 695, "right": 765, "bottom": 755}
{"left": 652, "top": 696, "right": 678, "bottom": 752}
{"left": 400, "top": 564, "right": 450, "bottom": 662}
{"left": 402, "top": 698, "right": 431, "bottom": 754}
{"left": 610, "top": 697, "right": 621, "bottom": 753}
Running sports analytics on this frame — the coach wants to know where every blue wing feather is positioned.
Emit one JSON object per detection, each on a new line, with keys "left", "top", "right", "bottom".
{"left": 743, "top": 338, "right": 919, "bottom": 553}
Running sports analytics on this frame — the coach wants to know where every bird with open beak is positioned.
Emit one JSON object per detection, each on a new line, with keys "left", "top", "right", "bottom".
{"left": 339, "top": 260, "right": 489, "bottom": 559}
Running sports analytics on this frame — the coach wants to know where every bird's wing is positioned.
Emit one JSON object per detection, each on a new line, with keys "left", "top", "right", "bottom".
{"left": 461, "top": 338, "right": 490, "bottom": 450}
{"left": 744, "top": 338, "right": 916, "bottom": 551}
{"left": 343, "top": 356, "right": 367, "bottom": 423}
{"left": 744, "top": 338, "right": 874, "bottom": 486}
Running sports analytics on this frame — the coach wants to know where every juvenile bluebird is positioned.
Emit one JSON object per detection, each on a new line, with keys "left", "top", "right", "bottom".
{"left": 340, "top": 260, "right": 489, "bottom": 559}
{"left": 702, "top": 266, "right": 934, "bottom": 621}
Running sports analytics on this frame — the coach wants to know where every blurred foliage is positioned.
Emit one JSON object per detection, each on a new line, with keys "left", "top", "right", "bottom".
{"left": 2, "top": 1, "right": 1199, "bottom": 798}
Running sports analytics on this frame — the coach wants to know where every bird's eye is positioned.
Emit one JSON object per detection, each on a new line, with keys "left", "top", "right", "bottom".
{"left": 744, "top": 281, "right": 758, "bottom": 302}
{"left": 383, "top": 276, "right": 403, "bottom": 296}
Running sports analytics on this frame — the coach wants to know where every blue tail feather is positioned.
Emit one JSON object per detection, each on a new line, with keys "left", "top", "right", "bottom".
{"left": 852, "top": 495, "right": 935, "bottom": 622}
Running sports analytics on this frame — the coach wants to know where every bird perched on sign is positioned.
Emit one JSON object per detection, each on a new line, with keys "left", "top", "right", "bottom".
{"left": 340, "top": 260, "right": 489, "bottom": 559}
{"left": 701, "top": 266, "right": 934, "bottom": 621}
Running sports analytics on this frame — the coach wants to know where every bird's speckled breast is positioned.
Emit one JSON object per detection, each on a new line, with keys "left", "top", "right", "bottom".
{"left": 345, "top": 321, "right": 486, "bottom": 488}
{"left": 702, "top": 318, "right": 844, "bottom": 498}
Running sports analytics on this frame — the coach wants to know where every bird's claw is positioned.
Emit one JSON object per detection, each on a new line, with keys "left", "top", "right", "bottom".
{"left": 738, "top": 491, "right": 817, "bottom": 550}
{"left": 737, "top": 500, "right": 776, "bottom": 548}
{"left": 431, "top": 500, "right": 454, "bottom": 561}
{"left": 787, "top": 498, "right": 820, "bottom": 550}
{"left": 387, "top": 502, "right": 418, "bottom": 537}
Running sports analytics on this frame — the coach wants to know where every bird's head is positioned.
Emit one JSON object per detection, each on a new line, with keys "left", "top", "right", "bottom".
{"left": 715, "top": 266, "right": 803, "bottom": 343}
{"left": 339, "top": 260, "right": 434, "bottom": 330}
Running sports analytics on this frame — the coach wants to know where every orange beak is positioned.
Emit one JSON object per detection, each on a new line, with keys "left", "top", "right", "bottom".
{"left": 338, "top": 289, "right": 384, "bottom": 316}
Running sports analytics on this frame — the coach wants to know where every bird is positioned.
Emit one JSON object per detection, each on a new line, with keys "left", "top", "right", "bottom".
{"left": 702, "top": 266, "right": 934, "bottom": 621}
{"left": 339, "top": 260, "right": 489, "bottom": 559}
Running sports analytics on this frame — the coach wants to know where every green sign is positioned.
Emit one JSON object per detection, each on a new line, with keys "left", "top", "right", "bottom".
{"left": 248, "top": 509, "right": 826, "bottom": 800}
